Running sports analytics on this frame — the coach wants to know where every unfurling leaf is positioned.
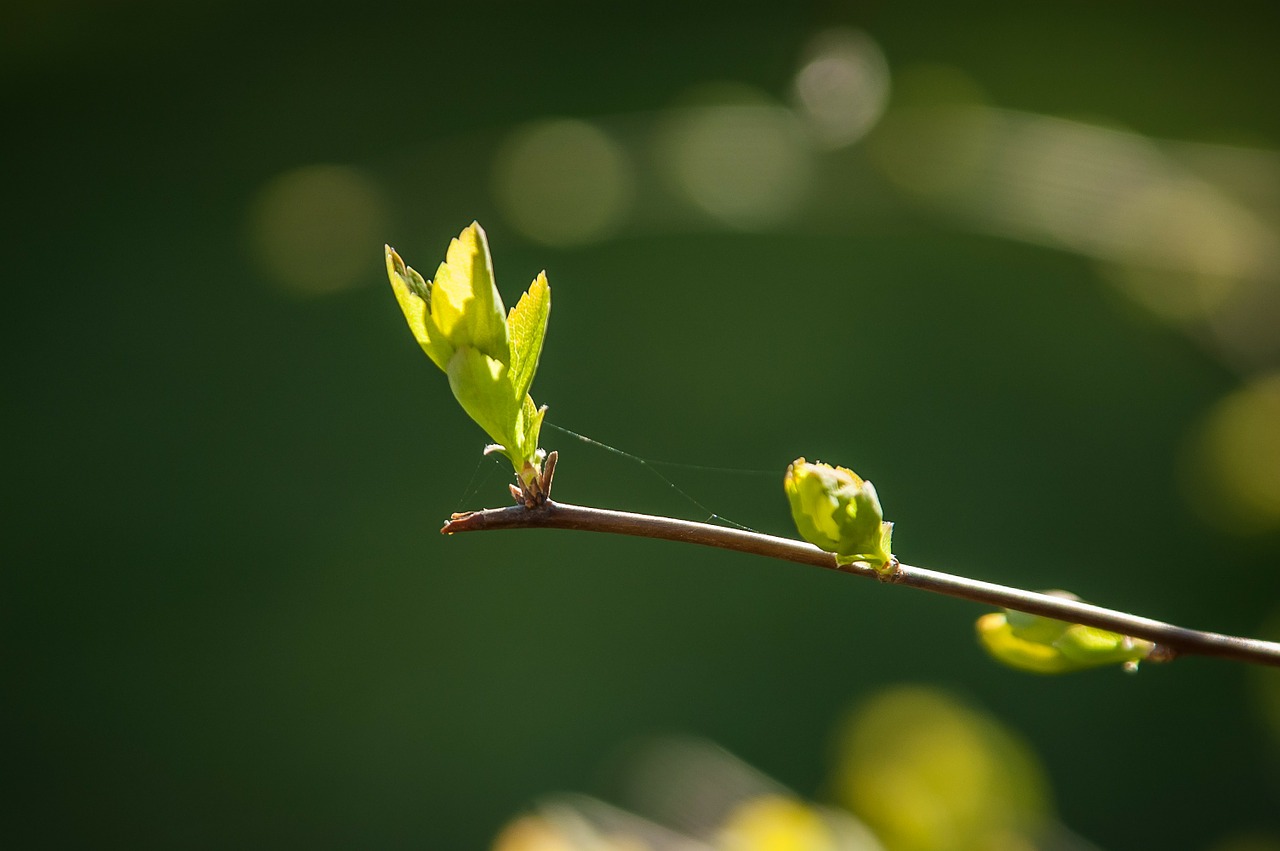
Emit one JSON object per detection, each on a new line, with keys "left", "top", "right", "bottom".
{"left": 785, "top": 458, "right": 894, "bottom": 573}
{"left": 445, "top": 347, "right": 522, "bottom": 454}
{"left": 976, "top": 591, "right": 1154, "bottom": 674}
{"left": 385, "top": 222, "right": 551, "bottom": 486}
{"left": 386, "top": 247, "right": 451, "bottom": 371}
{"left": 507, "top": 271, "right": 550, "bottom": 404}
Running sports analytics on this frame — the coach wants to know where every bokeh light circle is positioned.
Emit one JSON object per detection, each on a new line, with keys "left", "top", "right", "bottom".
{"left": 831, "top": 686, "right": 1050, "bottom": 851}
{"left": 658, "top": 89, "right": 813, "bottom": 231}
{"left": 792, "top": 28, "right": 891, "bottom": 149}
{"left": 492, "top": 118, "right": 634, "bottom": 247}
{"left": 1183, "top": 372, "right": 1280, "bottom": 533}
{"left": 247, "top": 164, "right": 388, "bottom": 297}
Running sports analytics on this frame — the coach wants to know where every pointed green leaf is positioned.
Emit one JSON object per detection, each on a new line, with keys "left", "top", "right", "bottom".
{"left": 431, "top": 222, "right": 510, "bottom": 362}
{"left": 385, "top": 246, "right": 453, "bottom": 370}
{"left": 508, "top": 271, "right": 551, "bottom": 403}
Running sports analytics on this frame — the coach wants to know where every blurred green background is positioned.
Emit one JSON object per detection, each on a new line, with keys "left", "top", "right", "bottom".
{"left": 6, "top": 1, "right": 1280, "bottom": 848}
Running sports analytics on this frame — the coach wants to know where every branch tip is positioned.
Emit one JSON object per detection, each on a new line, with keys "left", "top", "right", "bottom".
{"left": 510, "top": 449, "right": 559, "bottom": 508}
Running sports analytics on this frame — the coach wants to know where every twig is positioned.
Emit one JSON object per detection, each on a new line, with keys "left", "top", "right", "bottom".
{"left": 442, "top": 501, "right": 1280, "bottom": 669}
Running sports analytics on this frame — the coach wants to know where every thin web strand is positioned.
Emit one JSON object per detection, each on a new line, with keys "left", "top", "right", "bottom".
{"left": 454, "top": 450, "right": 507, "bottom": 513}
{"left": 546, "top": 422, "right": 774, "bottom": 476}
{"left": 544, "top": 421, "right": 765, "bottom": 533}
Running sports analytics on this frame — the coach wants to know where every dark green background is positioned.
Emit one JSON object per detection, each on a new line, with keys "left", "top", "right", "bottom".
{"left": 6, "top": 2, "right": 1279, "bottom": 848}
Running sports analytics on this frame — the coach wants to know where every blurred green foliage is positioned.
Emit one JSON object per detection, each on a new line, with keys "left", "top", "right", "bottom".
{"left": 5, "top": 1, "right": 1280, "bottom": 849}
{"left": 832, "top": 686, "right": 1050, "bottom": 851}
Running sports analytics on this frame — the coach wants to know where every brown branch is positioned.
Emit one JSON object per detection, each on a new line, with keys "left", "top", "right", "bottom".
{"left": 442, "top": 500, "right": 1280, "bottom": 669}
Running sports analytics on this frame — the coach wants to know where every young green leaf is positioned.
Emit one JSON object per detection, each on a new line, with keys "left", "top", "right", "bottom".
{"left": 385, "top": 247, "right": 452, "bottom": 371}
{"left": 446, "top": 347, "right": 523, "bottom": 457}
{"left": 784, "top": 458, "right": 894, "bottom": 573}
{"left": 429, "top": 223, "right": 509, "bottom": 362}
{"left": 519, "top": 394, "right": 548, "bottom": 470}
{"left": 507, "top": 271, "right": 550, "bottom": 404}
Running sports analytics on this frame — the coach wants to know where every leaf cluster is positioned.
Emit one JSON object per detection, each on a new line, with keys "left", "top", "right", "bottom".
{"left": 385, "top": 223, "right": 550, "bottom": 490}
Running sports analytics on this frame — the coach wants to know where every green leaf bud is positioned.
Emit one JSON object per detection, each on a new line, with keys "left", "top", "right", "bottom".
{"left": 976, "top": 593, "right": 1154, "bottom": 674}
{"left": 784, "top": 458, "right": 894, "bottom": 572}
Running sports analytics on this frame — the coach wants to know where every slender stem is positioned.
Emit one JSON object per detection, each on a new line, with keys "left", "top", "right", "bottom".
{"left": 443, "top": 500, "right": 1280, "bottom": 668}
